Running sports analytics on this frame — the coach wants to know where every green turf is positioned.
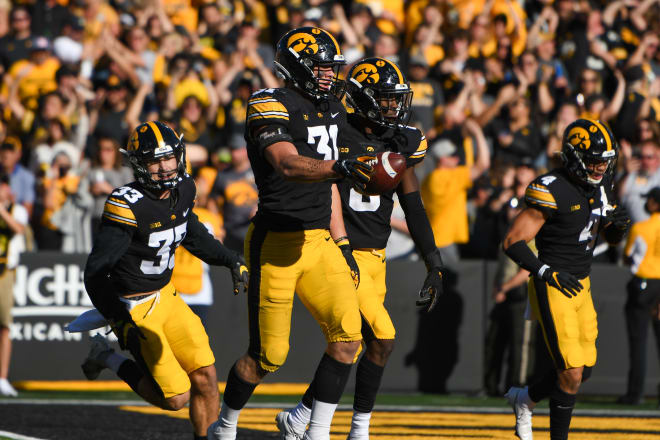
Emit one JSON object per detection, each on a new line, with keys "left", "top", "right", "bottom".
{"left": 3, "top": 390, "right": 660, "bottom": 411}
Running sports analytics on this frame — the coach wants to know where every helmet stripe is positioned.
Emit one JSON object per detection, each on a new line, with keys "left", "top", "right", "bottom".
{"left": 147, "top": 121, "right": 165, "bottom": 147}
{"left": 591, "top": 119, "right": 612, "bottom": 151}
{"left": 321, "top": 29, "right": 342, "bottom": 55}
{"left": 384, "top": 58, "right": 404, "bottom": 83}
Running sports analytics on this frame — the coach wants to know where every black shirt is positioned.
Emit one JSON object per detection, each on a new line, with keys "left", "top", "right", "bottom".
{"left": 245, "top": 87, "right": 348, "bottom": 231}
{"left": 337, "top": 116, "right": 427, "bottom": 249}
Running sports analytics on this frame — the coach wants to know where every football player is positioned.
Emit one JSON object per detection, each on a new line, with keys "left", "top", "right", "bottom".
{"left": 81, "top": 121, "right": 249, "bottom": 440}
{"left": 207, "top": 27, "right": 374, "bottom": 440}
{"left": 502, "top": 118, "right": 631, "bottom": 440}
{"left": 276, "top": 58, "right": 445, "bottom": 440}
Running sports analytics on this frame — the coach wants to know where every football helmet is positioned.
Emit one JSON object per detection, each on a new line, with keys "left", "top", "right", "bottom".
{"left": 345, "top": 57, "right": 413, "bottom": 129}
{"left": 561, "top": 118, "right": 617, "bottom": 186}
{"left": 274, "top": 27, "right": 346, "bottom": 100}
{"left": 123, "top": 121, "right": 186, "bottom": 191}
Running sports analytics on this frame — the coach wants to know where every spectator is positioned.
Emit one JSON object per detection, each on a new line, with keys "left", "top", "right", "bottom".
{"left": 30, "top": 117, "right": 80, "bottom": 174}
{"left": 620, "top": 140, "right": 660, "bottom": 224}
{"left": 0, "top": 172, "right": 28, "bottom": 397}
{"left": 421, "top": 118, "right": 490, "bottom": 267}
{"left": 53, "top": 16, "right": 85, "bottom": 65}
{"left": 89, "top": 74, "right": 131, "bottom": 146}
{"left": 620, "top": 187, "right": 660, "bottom": 405}
{"left": 0, "top": 6, "right": 32, "bottom": 71}
{"left": 210, "top": 134, "right": 257, "bottom": 254}
{"left": 408, "top": 53, "right": 443, "bottom": 140}
{"left": 87, "top": 136, "right": 132, "bottom": 237}
{"left": 30, "top": 0, "right": 71, "bottom": 40}
{"left": 33, "top": 151, "right": 92, "bottom": 252}
{"left": 0, "top": 137, "right": 34, "bottom": 216}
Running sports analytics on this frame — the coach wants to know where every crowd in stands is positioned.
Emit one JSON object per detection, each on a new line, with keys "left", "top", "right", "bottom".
{"left": 0, "top": 0, "right": 657, "bottom": 261}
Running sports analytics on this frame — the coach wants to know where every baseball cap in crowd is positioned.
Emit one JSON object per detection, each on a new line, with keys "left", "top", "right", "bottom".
{"left": 228, "top": 133, "right": 245, "bottom": 150}
{"left": 30, "top": 36, "right": 52, "bottom": 52}
{"left": 106, "top": 74, "right": 127, "bottom": 90}
{"left": 643, "top": 187, "right": 660, "bottom": 203}
{"left": 431, "top": 139, "right": 457, "bottom": 159}
{"left": 409, "top": 53, "right": 429, "bottom": 68}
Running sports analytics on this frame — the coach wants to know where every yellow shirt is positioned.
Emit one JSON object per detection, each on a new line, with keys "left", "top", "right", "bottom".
{"left": 172, "top": 207, "right": 223, "bottom": 294}
{"left": 625, "top": 213, "right": 660, "bottom": 279}
{"left": 7, "top": 58, "right": 60, "bottom": 109}
{"left": 421, "top": 165, "right": 472, "bottom": 248}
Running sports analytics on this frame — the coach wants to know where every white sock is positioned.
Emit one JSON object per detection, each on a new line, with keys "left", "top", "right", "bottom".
{"left": 288, "top": 401, "right": 312, "bottom": 432}
{"left": 218, "top": 401, "right": 241, "bottom": 430}
{"left": 306, "top": 399, "right": 337, "bottom": 439}
{"left": 522, "top": 387, "right": 536, "bottom": 410}
{"left": 105, "top": 352, "right": 128, "bottom": 373}
{"left": 349, "top": 411, "right": 371, "bottom": 437}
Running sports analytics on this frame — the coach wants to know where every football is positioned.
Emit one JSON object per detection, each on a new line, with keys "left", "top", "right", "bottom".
{"left": 361, "top": 151, "right": 406, "bottom": 195}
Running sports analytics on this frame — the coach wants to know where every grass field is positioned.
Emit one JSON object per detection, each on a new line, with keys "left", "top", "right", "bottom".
{"left": 1, "top": 386, "right": 660, "bottom": 439}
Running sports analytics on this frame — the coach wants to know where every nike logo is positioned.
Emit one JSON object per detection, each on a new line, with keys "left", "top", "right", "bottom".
{"left": 331, "top": 112, "right": 339, "bottom": 118}
{"left": 183, "top": 208, "right": 189, "bottom": 217}
{"left": 325, "top": 236, "right": 331, "bottom": 241}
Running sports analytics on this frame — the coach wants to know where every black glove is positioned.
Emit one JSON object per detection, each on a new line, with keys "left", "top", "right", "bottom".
{"left": 339, "top": 243, "right": 360, "bottom": 288}
{"left": 541, "top": 268, "right": 583, "bottom": 298}
{"left": 111, "top": 316, "right": 146, "bottom": 352}
{"left": 332, "top": 156, "right": 374, "bottom": 191}
{"left": 607, "top": 204, "right": 631, "bottom": 232}
{"left": 416, "top": 249, "right": 444, "bottom": 312}
{"left": 230, "top": 257, "right": 249, "bottom": 295}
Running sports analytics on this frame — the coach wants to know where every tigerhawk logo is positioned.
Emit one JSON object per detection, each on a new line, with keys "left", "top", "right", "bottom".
{"left": 128, "top": 131, "right": 140, "bottom": 151}
{"left": 287, "top": 32, "right": 318, "bottom": 55}
{"left": 353, "top": 63, "right": 380, "bottom": 84}
{"left": 567, "top": 126, "right": 591, "bottom": 150}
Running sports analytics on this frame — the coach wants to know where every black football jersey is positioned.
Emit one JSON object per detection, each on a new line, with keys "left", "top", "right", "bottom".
{"left": 245, "top": 87, "right": 349, "bottom": 231}
{"left": 100, "top": 175, "right": 196, "bottom": 294}
{"left": 525, "top": 168, "right": 614, "bottom": 278}
{"left": 337, "top": 115, "right": 428, "bottom": 249}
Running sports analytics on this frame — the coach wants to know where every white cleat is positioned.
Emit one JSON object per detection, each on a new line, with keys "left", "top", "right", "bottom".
{"left": 346, "top": 434, "right": 369, "bottom": 440}
{"left": 505, "top": 386, "right": 533, "bottom": 440}
{"left": 276, "top": 410, "right": 305, "bottom": 440}
{"left": 81, "top": 334, "right": 114, "bottom": 380}
{"left": 207, "top": 420, "right": 237, "bottom": 440}
{"left": 0, "top": 378, "right": 18, "bottom": 397}
{"left": 302, "top": 433, "right": 329, "bottom": 440}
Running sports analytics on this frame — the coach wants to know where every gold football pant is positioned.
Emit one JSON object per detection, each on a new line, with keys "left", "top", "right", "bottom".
{"left": 353, "top": 249, "right": 395, "bottom": 341}
{"left": 528, "top": 276, "right": 597, "bottom": 370}
{"left": 245, "top": 224, "right": 362, "bottom": 372}
{"left": 119, "top": 282, "right": 215, "bottom": 398}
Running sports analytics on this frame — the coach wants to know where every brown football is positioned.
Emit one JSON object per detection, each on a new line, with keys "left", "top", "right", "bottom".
{"left": 362, "top": 151, "right": 406, "bottom": 195}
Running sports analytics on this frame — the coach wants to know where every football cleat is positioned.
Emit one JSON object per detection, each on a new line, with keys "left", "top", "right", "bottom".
{"left": 505, "top": 386, "right": 534, "bottom": 440}
{"left": 276, "top": 410, "right": 305, "bottom": 440}
{"left": 207, "top": 420, "right": 237, "bottom": 440}
{"left": 0, "top": 378, "right": 18, "bottom": 397}
{"left": 81, "top": 334, "right": 114, "bottom": 380}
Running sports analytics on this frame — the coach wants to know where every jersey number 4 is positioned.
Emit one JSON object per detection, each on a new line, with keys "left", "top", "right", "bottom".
{"left": 141, "top": 223, "right": 187, "bottom": 275}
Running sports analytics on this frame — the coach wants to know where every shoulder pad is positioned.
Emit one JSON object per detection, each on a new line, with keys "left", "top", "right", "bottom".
{"left": 524, "top": 175, "right": 558, "bottom": 211}
{"left": 103, "top": 190, "right": 138, "bottom": 227}
{"left": 247, "top": 88, "right": 290, "bottom": 125}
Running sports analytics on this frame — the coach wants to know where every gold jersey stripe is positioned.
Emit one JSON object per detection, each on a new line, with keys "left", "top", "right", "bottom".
{"left": 103, "top": 212, "right": 138, "bottom": 226}
{"left": 526, "top": 197, "right": 558, "bottom": 209}
{"left": 103, "top": 201, "right": 135, "bottom": 220}
{"left": 147, "top": 121, "right": 164, "bottom": 147}
{"left": 526, "top": 187, "right": 556, "bottom": 204}
{"left": 108, "top": 197, "right": 129, "bottom": 207}
{"left": 248, "top": 101, "right": 288, "bottom": 115}
{"left": 590, "top": 119, "right": 612, "bottom": 151}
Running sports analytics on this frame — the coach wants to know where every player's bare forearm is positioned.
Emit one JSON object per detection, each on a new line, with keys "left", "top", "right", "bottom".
{"left": 329, "top": 184, "right": 348, "bottom": 240}
{"left": 503, "top": 207, "right": 547, "bottom": 249}
{"left": 265, "top": 141, "right": 335, "bottom": 181}
{"left": 279, "top": 154, "right": 336, "bottom": 181}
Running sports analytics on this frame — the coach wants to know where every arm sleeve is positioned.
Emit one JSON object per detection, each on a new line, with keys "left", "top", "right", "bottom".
{"left": 83, "top": 222, "right": 134, "bottom": 321}
{"left": 182, "top": 210, "right": 240, "bottom": 267}
{"left": 397, "top": 189, "right": 437, "bottom": 258}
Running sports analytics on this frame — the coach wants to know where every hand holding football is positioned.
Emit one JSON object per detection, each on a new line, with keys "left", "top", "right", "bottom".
{"left": 359, "top": 151, "right": 406, "bottom": 195}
